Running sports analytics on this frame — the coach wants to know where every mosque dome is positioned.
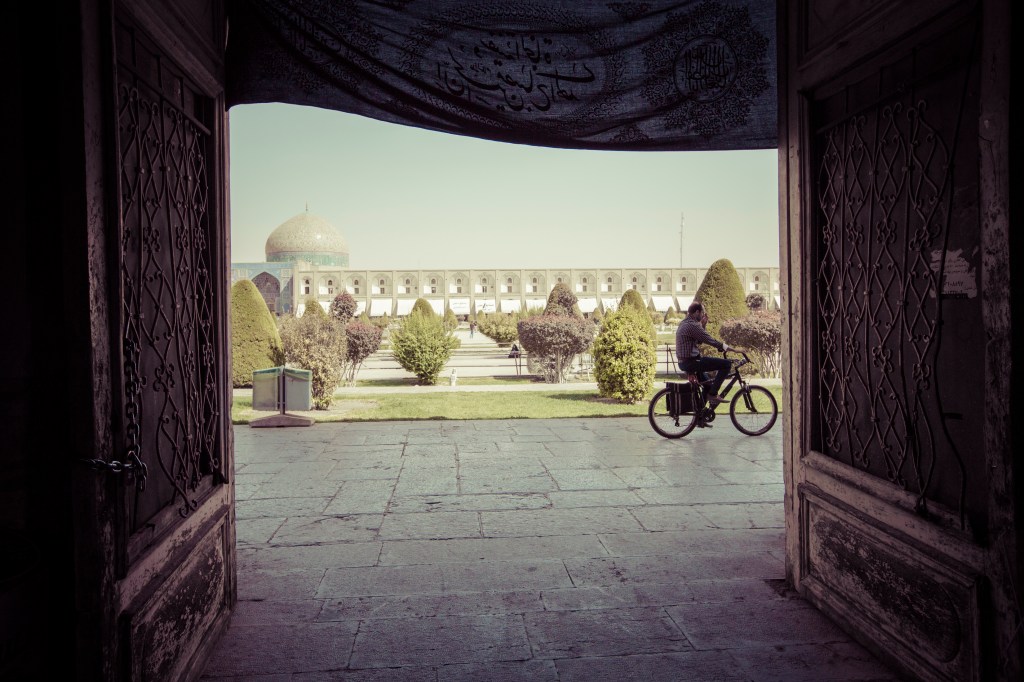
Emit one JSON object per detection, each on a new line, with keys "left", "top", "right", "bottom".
{"left": 265, "top": 209, "right": 350, "bottom": 267}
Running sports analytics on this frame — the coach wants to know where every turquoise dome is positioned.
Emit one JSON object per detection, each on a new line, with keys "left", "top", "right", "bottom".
{"left": 265, "top": 210, "right": 349, "bottom": 266}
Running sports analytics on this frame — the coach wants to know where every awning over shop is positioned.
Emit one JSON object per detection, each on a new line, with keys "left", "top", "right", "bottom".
{"left": 525, "top": 298, "right": 547, "bottom": 311}
{"left": 355, "top": 300, "right": 366, "bottom": 315}
{"left": 475, "top": 298, "right": 496, "bottom": 314}
{"left": 651, "top": 295, "right": 675, "bottom": 312}
{"left": 370, "top": 298, "right": 392, "bottom": 317}
{"left": 676, "top": 295, "right": 695, "bottom": 313}
{"left": 577, "top": 298, "right": 599, "bottom": 313}
{"left": 296, "top": 303, "right": 306, "bottom": 317}
{"left": 396, "top": 299, "right": 416, "bottom": 315}
{"left": 601, "top": 297, "right": 619, "bottom": 312}
{"left": 501, "top": 299, "right": 522, "bottom": 313}
{"left": 448, "top": 298, "right": 470, "bottom": 315}
{"left": 427, "top": 299, "right": 445, "bottom": 315}
{"left": 774, "top": 295, "right": 781, "bottom": 310}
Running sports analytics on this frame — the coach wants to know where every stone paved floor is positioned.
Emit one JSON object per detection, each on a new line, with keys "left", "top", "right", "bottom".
{"left": 202, "top": 418, "right": 900, "bottom": 681}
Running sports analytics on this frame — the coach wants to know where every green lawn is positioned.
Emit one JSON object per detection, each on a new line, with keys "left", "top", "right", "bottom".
{"left": 232, "top": 385, "right": 783, "bottom": 424}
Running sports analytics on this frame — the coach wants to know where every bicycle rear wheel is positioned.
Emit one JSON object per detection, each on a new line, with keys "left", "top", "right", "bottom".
{"left": 648, "top": 387, "right": 698, "bottom": 438}
{"left": 729, "top": 385, "right": 778, "bottom": 436}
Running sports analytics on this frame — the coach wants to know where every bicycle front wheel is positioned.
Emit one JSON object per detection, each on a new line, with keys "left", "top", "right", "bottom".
{"left": 648, "top": 388, "right": 698, "bottom": 438}
{"left": 729, "top": 385, "right": 778, "bottom": 436}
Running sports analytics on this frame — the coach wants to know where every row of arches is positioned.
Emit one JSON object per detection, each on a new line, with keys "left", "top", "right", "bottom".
{"left": 273, "top": 270, "right": 778, "bottom": 297}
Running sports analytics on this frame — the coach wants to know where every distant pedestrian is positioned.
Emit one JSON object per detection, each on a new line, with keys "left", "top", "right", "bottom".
{"left": 469, "top": 320, "right": 476, "bottom": 338}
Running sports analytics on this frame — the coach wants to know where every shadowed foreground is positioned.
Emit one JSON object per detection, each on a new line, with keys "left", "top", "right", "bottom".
{"left": 203, "top": 417, "right": 897, "bottom": 681}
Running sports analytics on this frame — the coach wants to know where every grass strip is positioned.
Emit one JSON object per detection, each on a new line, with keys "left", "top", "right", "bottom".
{"left": 232, "top": 386, "right": 782, "bottom": 425}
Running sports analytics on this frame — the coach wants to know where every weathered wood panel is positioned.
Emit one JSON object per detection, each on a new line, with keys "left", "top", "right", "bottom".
{"left": 126, "top": 519, "right": 231, "bottom": 681}
{"left": 801, "top": 485, "right": 980, "bottom": 681}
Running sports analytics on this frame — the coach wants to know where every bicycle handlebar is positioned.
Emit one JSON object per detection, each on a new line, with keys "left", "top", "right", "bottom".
{"left": 722, "top": 348, "right": 751, "bottom": 362}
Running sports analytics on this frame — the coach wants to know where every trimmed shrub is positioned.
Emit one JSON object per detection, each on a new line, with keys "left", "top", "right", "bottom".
{"left": 476, "top": 312, "right": 518, "bottom": 345}
{"left": 694, "top": 258, "right": 749, "bottom": 339}
{"left": 745, "top": 292, "right": 766, "bottom": 312}
{"left": 593, "top": 306, "right": 657, "bottom": 403}
{"left": 618, "top": 289, "right": 647, "bottom": 315}
{"left": 279, "top": 312, "right": 346, "bottom": 409}
{"left": 390, "top": 310, "right": 459, "bottom": 384}
{"left": 517, "top": 315, "right": 595, "bottom": 383}
{"left": 720, "top": 311, "right": 782, "bottom": 378}
{"left": 411, "top": 298, "right": 435, "bottom": 318}
{"left": 343, "top": 321, "right": 383, "bottom": 385}
{"left": 302, "top": 296, "right": 328, "bottom": 319}
{"left": 358, "top": 311, "right": 372, "bottom": 325}
{"left": 370, "top": 313, "right": 390, "bottom": 330}
{"left": 590, "top": 306, "right": 604, "bottom": 325}
{"left": 329, "top": 292, "right": 357, "bottom": 323}
{"left": 616, "top": 288, "right": 657, "bottom": 345}
{"left": 443, "top": 306, "right": 458, "bottom": 332}
{"left": 230, "top": 280, "right": 285, "bottom": 387}
{"left": 544, "top": 282, "right": 582, "bottom": 317}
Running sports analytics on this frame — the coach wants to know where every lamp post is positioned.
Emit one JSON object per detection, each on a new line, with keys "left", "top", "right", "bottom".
{"left": 679, "top": 212, "right": 684, "bottom": 268}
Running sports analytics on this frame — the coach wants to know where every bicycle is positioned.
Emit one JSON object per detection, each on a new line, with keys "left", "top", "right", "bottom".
{"left": 648, "top": 349, "right": 778, "bottom": 438}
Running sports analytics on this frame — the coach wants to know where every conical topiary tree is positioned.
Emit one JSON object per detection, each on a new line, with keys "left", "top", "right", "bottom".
{"left": 230, "top": 279, "right": 284, "bottom": 387}
{"left": 694, "top": 258, "right": 749, "bottom": 339}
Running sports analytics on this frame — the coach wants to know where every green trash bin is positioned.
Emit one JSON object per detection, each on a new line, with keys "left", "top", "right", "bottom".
{"left": 252, "top": 367, "right": 282, "bottom": 410}
{"left": 282, "top": 367, "right": 312, "bottom": 411}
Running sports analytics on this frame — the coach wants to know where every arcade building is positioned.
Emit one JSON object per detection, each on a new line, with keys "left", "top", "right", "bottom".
{"left": 232, "top": 209, "right": 781, "bottom": 318}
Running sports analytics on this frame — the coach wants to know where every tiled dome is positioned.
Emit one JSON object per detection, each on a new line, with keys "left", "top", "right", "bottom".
{"left": 265, "top": 209, "right": 349, "bottom": 266}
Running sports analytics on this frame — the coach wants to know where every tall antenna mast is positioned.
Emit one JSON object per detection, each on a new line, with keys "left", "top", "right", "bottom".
{"left": 679, "top": 212, "right": 684, "bottom": 268}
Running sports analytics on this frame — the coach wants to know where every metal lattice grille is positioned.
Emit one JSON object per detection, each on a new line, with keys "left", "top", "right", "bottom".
{"left": 118, "top": 39, "right": 221, "bottom": 528}
{"left": 813, "top": 87, "right": 970, "bottom": 518}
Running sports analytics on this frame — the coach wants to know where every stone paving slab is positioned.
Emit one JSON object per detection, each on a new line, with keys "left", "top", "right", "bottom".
{"left": 204, "top": 417, "right": 900, "bottom": 681}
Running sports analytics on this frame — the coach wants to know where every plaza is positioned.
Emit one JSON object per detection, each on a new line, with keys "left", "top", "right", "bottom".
{"left": 203, "top": 418, "right": 897, "bottom": 681}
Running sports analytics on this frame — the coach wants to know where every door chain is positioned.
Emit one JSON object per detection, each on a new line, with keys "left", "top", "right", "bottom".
{"left": 78, "top": 336, "right": 148, "bottom": 492}
{"left": 79, "top": 449, "right": 148, "bottom": 492}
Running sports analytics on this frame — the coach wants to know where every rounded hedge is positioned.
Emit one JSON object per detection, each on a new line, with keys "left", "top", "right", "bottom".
{"left": 390, "top": 310, "right": 459, "bottom": 384}
{"left": 593, "top": 307, "right": 656, "bottom": 403}
{"left": 230, "top": 280, "right": 284, "bottom": 388}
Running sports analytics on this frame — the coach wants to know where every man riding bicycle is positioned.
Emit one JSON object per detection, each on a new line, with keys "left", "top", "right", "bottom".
{"left": 675, "top": 302, "right": 731, "bottom": 405}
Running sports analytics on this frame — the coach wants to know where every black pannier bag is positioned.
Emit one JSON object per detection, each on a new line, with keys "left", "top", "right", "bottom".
{"left": 667, "top": 382, "right": 696, "bottom": 415}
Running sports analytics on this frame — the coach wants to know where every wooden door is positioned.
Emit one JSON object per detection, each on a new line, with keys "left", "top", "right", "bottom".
{"left": 779, "top": 1, "right": 1016, "bottom": 680}
{"left": 73, "top": 1, "right": 235, "bottom": 679}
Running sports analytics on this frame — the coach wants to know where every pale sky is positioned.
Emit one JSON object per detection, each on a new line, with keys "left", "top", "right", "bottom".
{"left": 228, "top": 103, "right": 779, "bottom": 270}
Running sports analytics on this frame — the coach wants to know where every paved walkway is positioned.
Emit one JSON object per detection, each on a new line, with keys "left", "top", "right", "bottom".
{"left": 203, "top": 418, "right": 898, "bottom": 681}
